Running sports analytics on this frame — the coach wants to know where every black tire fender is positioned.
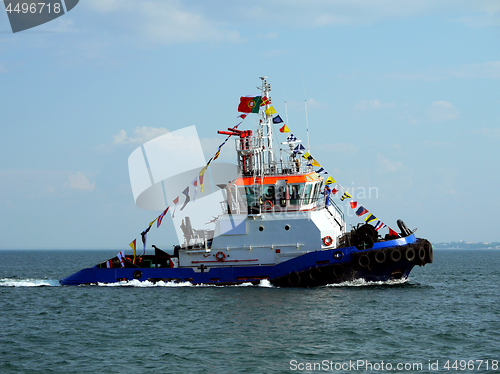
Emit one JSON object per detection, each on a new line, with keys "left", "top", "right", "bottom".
{"left": 390, "top": 248, "right": 402, "bottom": 263}
{"left": 309, "top": 267, "right": 321, "bottom": 281}
{"left": 374, "top": 250, "right": 386, "bottom": 264}
{"left": 405, "top": 247, "right": 416, "bottom": 262}
{"left": 417, "top": 245, "right": 426, "bottom": 262}
{"left": 358, "top": 254, "right": 370, "bottom": 268}
{"left": 288, "top": 271, "right": 301, "bottom": 286}
{"left": 424, "top": 241, "right": 433, "bottom": 263}
{"left": 333, "top": 264, "right": 344, "bottom": 278}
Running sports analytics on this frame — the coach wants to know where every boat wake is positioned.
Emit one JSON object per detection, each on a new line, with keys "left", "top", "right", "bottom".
{"left": 1, "top": 277, "right": 406, "bottom": 288}
{"left": 325, "top": 278, "right": 409, "bottom": 287}
{"left": 95, "top": 279, "right": 275, "bottom": 288}
{"left": 0, "top": 278, "right": 61, "bottom": 287}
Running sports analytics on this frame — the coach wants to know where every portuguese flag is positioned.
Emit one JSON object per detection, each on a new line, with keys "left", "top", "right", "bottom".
{"left": 238, "top": 96, "right": 262, "bottom": 113}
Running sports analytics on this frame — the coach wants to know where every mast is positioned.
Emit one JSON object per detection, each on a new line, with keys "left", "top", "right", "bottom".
{"left": 258, "top": 76, "right": 274, "bottom": 172}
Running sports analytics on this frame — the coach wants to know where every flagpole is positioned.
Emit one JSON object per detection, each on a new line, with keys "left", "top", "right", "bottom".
{"left": 303, "top": 78, "right": 310, "bottom": 152}
{"left": 282, "top": 77, "right": 290, "bottom": 127}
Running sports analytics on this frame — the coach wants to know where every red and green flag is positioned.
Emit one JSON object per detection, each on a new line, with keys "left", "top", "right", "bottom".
{"left": 238, "top": 96, "right": 262, "bottom": 113}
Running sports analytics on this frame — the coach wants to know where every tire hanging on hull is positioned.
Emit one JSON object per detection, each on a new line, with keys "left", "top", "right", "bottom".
{"left": 288, "top": 271, "right": 301, "bottom": 286}
{"left": 309, "top": 267, "right": 321, "bottom": 281}
{"left": 374, "top": 250, "right": 386, "bottom": 264}
{"left": 389, "top": 248, "right": 402, "bottom": 263}
{"left": 332, "top": 264, "right": 344, "bottom": 278}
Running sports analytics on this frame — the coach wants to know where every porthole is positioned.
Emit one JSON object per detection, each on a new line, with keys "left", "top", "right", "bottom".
{"left": 259, "top": 226, "right": 264, "bottom": 231}
{"left": 285, "top": 225, "right": 290, "bottom": 231}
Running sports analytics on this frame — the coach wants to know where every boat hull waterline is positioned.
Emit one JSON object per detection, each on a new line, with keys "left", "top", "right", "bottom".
{"left": 60, "top": 235, "right": 433, "bottom": 286}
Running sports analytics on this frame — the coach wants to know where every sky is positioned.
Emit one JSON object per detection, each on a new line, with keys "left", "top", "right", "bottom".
{"left": 0, "top": 0, "right": 499, "bottom": 249}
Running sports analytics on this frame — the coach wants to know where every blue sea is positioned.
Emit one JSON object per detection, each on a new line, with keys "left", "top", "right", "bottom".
{"left": 1, "top": 249, "right": 499, "bottom": 373}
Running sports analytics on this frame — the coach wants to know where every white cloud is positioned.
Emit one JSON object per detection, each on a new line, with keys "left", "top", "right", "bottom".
{"left": 237, "top": 0, "right": 500, "bottom": 28}
{"left": 354, "top": 99, "right": 394, "bottom": 111}
{"left": 86, "top": 0, "right": 243, "bottom": 44}
{"left": 286, "top": 98, "right": 324, "bottom": 111}
{"left": 314, "top": 142, "right": 358, "bottom": 157}
{"left": 44, "top": 17, "right": 77, "bottom": 33}
{"left": 140, "top": 2, "right": 242, "bottom": 44}
{"left": 83, "top": 0, "right": 499, "bottom": 46}
{"left": 377, "top": 154, "right": 402, "bottom": 173}
{"left": 385, "top": 61, "right": 500, "bottom": 81}
{"left": 0, "top": 170, "right": 72, "bottom": 199}
{"left": 41, "top": 185, "right": 56, "bottom": 195}
{"left": 448, "top": 61, "right": 500, "bottom": 79}
{"left": 429, "top": 101, "right": 460, "bottom": 122}
{"left": 200, "top": 137, "right": 237, "bottom": 163}
{"left": 472, "top": 127, "right": 500, "bottom": 137}
{"left": 261, "top": 49, "right": 292, "bottom": 59}
{"left": 87, "top": 0, "right": 128, "bottom": 13}
{"left": 257, "top": 32, "right": 280, "bottom": 39}
{"left": 455, "top": 14, "right": 500, "bottom": 27}
{"left": 403, "top": 101, "right": 459, "bottom": 125}
{"left": 306, "top": 98, "right": 323, "bottom": 109}
{"left": 113, "top": 127, "right": 169, "bottom": 144}
{"left": 69, "top": 172, "right": 95, "bottom": 191}
{"left": 421, "top": 140, "right": 451, "bottom": 147}
{"left": 237, "top": 0, "right": 436, "bottom": 27}
{"left": 315, "top": 14, "right": 357, "bottom": 26}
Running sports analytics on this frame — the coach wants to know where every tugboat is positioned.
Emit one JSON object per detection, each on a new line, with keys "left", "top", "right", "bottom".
{"left": 60, "top": 77, "right": 432, "bottom": 286}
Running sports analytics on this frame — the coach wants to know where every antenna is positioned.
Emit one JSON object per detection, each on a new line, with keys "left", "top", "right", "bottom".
{"left": 282, "top": 77, "right": 289, "bottom": 126}
{"left": 303, "top": 79, "right": 310, "bottom": 152}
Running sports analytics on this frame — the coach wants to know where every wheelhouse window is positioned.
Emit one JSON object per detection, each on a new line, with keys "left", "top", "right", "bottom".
{"left": 289, "top": 184, "right": 303, "bottom": 205}
{"left": 311, "top": 183, "right": 320, "bottom": 204}
{"left": 245, "top": 186, "right": 261, "bottom": 214}
{"left": 304, "top": 183, "right": 313, "bottom": 205}
{"left": 262, "top": 185, "right": 275, "bottom": 205}
{"left": 278, "top": 185, "right": 288, "bottom": 207}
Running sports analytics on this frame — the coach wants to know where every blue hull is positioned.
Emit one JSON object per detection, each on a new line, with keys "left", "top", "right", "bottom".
{"left": 60, "top": 235, "right": 433, "bottom": 287}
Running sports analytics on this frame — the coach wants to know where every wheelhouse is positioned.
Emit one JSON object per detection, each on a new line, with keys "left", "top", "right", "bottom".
{"left": 226, "top": 173, "right": 326, "bottom": 215}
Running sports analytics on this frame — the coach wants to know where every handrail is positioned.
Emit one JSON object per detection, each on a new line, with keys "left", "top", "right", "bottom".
{"left": 328, "top": 197, "right": 344, "bottom": 222}
{"left": 326, "top": 197, "right": 345, "bottom": 231}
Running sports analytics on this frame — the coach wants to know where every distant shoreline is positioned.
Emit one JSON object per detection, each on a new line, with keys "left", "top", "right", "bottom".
{"left": 432, "top": 242, "right": 500, "bottom": 250}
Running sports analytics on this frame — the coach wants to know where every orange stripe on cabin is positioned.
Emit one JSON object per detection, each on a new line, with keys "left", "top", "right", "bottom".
{"left": 234, "top": 172, "right": 321, "bottom": 186}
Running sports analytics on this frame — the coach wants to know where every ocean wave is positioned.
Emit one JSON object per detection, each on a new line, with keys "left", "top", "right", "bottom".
{"left": 96, "top": 279, "right": 194, "bottom": 287}
{"left": 257, "top": 279, "right": 273, "bottom": 288}
{"left": 1, "top": 277, "right": 405, "bottom": 288}
{"left": 325, "top": 278, "right": 409, "bottom": 287}
{"left": 95, "top": 278, "right": 275, "bottom": 288}
{"left": 0, "top": 278, "right": 60, "bottom": 287}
